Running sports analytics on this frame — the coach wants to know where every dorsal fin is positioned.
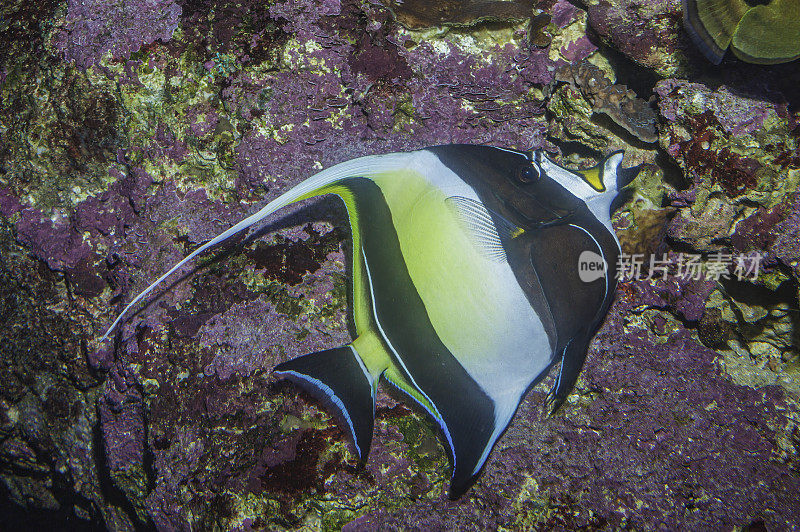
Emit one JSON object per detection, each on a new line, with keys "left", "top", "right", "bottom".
{"left": 100, "top": 154, "right": 414, "bottom": 340}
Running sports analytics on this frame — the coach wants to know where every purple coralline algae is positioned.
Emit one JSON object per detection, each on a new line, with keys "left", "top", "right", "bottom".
{"left": 772, "top": 194, "right": 800, "bottom": 278}
{"left": 1, "top": 0, "right": 799, "bottom": 529}
{"left": 654, "top": 78, "right": 799, "bottom": 272}
{"left": 55, "top": 0, "right": 181, "bottom": 68}
{"left": 579, "top": 0, "right": 688, "bottom": 77}
{"left": 337, "top": 285, "right": 800, "bottom": 530}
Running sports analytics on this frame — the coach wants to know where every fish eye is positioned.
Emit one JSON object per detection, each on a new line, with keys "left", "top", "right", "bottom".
{"left": 515, "top": 164, "right": 540, "bottom": 184}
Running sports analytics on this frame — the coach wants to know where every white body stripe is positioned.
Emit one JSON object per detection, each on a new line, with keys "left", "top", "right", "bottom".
{"left": 406, "top": 151, "right": 553, "bottom": 395}
{"left": 539, "top": 152, "right": 622, "bottom": 244}
{"left": 383, "top": 151, "right": 553, "bottom": 471}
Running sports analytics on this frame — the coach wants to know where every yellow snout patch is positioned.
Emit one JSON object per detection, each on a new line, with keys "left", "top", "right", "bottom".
{"left": 576, "top": 167, "right": 605, "bottom": 192}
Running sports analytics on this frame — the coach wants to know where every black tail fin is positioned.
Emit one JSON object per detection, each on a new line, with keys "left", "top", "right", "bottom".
{"left": 274, "top": 346, "right": 376, "bottom": 460}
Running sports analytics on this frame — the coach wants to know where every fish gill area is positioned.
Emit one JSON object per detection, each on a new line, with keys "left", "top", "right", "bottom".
{"left": 0, "top": 0, "right": 799, "bottom": 529}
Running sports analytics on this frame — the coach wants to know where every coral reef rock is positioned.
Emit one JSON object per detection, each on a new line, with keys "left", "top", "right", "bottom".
{"left": 0, "top": 0, "right": 798, "bottom": 529}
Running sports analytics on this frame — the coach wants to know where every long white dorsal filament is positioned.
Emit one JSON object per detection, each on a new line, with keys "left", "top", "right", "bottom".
{"left": 100, "top": 154, "right": 406, "bottom": 341}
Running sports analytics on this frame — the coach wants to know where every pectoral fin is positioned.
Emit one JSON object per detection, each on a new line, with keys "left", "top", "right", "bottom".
{"left": 445, "top": 195, "right": 523, "bottom": 262}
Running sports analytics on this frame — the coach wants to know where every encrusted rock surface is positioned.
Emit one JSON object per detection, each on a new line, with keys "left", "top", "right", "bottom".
{"left": 554, "top": 60, "right": 659, "bottom": 143}
{"left": 578, "top": 0, "right": 688, "bottom": 77}
{"left": 1, "top": 0, "right": 798, "bottom": 529}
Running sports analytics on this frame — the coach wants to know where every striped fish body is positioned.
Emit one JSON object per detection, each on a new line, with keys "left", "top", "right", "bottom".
{"left": 275, "top": 146, "right": 623, "bottom": 497}
{"left": 104, "top": 145, "right": 629, "bottom": 498}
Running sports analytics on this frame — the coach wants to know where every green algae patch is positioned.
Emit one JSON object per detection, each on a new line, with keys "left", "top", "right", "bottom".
{"left": 107, "top": 46, "right": 242, "bottom": 203}
{"left": 703, "top": 286, "right": 800, "bottom": 398}
{"left": 503, "top": 475, "right": 556, "bottom": 530}
{"left": 0, "top": 61, "right": 122, "bottom": 215}
{"left": 386, "top": 408, "right": 449, "bottom": 475}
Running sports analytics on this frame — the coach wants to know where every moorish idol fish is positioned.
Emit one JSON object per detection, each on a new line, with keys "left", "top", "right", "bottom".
{"left": 683, "top": 0, "right": 800, "bottom": 64}
{"left": 102, "top": 146, "right": 632, "bottom": 497}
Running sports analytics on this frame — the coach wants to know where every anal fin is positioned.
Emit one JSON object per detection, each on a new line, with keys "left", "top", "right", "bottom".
{"left": 274, "top": 345, "right": 376, "bottom": 460}
{"left": 547, "top": 333, "right": 591, "bottom": 415}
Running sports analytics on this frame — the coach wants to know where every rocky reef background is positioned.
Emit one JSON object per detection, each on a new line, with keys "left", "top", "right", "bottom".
{"left": 1, "top": 0, "right": 798, "bottom": 529}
